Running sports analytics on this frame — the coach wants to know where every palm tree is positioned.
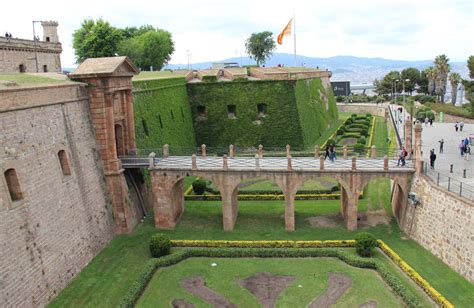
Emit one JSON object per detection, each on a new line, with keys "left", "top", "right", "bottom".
{"left": 426, "top": 67, "right": 437, "bottom": 95}
{"left": 434, "top": 54, "right": 450, "bottom": 103}
{"left": 449, "top": 72, "right": 461, "bottom": 105}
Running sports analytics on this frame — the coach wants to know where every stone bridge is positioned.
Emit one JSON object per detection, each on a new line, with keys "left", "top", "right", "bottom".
{"left": 121, "top": 149, "right": 418, "bottom": 231}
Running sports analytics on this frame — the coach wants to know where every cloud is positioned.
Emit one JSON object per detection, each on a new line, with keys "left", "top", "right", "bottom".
{"left": 0, "top": 0, "right": 472, "bottom": 67}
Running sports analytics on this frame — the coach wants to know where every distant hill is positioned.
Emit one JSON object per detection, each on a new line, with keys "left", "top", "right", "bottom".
{"left": 165, "top": 53, "right": 468, "bottom": 84}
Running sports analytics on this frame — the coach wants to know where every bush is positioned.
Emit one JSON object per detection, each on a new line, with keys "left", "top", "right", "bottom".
{"left": 336, "top": 95, "right": 345, "bottom": 102}
{"left": 366, "top": 113, "right": 372, "bottom": 118}
{"left": 192, "top": 179, "right": 207, "bottom": 195}
{"left": 336, "top": 127, "right": 345, "bottom": 135}
{"left": 149, "top": 234, "right": 171, "bottom": 258}
{"left": 326, "top": 138, "right": 336, "bottom": 146}
{"left": 351, "top": 113, "right": 358, "bottom": 118}
{"left": 360, "top": 129, "right": 369, "bottom": 137}
{"left": 355, "top": 232, "right": 377, "bottom": 257}
{"left": 358, "top": 137, "right": 366, "bottom": 145}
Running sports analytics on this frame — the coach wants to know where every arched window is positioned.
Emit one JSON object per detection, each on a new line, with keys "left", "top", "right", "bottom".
{"left": 19, "top": 64, "right": 26, "bottom": 73}
{"left": 58, "top": 150, "right": 71, "bottom": 176}
{"left": 4, "top": 168, "right": 23, "bottom": 201}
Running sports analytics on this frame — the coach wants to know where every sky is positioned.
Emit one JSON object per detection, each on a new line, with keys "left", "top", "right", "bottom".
{"left": 1, "top": 0, "right": 473, "bottom": 68}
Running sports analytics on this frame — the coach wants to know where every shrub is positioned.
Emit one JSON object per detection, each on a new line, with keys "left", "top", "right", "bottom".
{"left": 366, "top": 113, "right": 372, "bottom": 118}
{"left": 149, "top": 234, "right": 171, "bottom": 258}
{"left": 358, "top": 137, "right": 366, "bottom": 145}
{"left": 337, "top": 127, "right": 345, "bottom": 135}
{"left": 351, "top": 113, "right": 358, "bottom": 118}
{"left": 355, "top": 232, "right": 377, "bottom": 257}
{"left": 326, "top": 138, "right": 336, "bottom": 146}
{"left": 336, "top": 95, "right": 345, "bottom": 102}
{"left": 192, "top": 179, "right": 207, "bottom": 195}
{"left": 360, "top": 129, "right": 369, "bottom": 137}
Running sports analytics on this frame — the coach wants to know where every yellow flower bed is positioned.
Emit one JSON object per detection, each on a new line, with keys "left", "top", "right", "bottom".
{"left": 171, "top": 239, "right": 355, "bottom": 248}
{"left": 377, "top": 240, "right": 453, "bottom": 308}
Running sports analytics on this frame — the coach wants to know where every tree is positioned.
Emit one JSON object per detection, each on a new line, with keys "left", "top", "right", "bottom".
{"left": 72, "top": 18, "right": 123, "bottom": 63}
{"left": 119, "top": 28, "right": 174, "bottom": 71}
{"left": 374, "top": 70, "right": 401, "bottom": 96}
{"left": 468, "top": 55, "right": 474, "bottom": 79}
{"left": 425, "top": 67, "right": 437, "bottom": 96}
{"left": 400, "top": 68, "right": 420, "bottom": 94}
{"left": 434, "top": 54, "right": 450, "bottom": 103}
{"left": 464, "top": 55, "right": 474, "bottom": 115}
{"left": 418, "top": 69, "right": 429, "bottom": 94}
{"left": 448, "top": 72, "right": 461, "bottom": 105}
{"left": 245, "top": 31, "right": 276, "bottom": 66}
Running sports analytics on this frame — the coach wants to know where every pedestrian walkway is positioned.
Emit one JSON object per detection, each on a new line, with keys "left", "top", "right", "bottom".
{"left": 421, "top": 122, "right": 473, "bottom": 185}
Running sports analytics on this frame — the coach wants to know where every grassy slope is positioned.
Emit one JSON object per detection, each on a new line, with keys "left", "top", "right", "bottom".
{"left": 0, "top": 73, "right": 72, "bottom": 85}
{"left": 137, "top": 256, "right": 416, "bottom": 307}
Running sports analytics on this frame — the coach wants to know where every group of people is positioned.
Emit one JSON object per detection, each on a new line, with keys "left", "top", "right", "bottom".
{"left": 424, "top": 117, "right": 433, "bottom": 127}
{"left": 459, "top": 138, "right": 471, "bottom": 160}
{"left": 4, "top": 32, "right": 12, "bottom": 38}
{"left": 324, "top": 145, "right": 337, "bottom": 162}
{"left": 454, "top": 121, "right": 465, "bottom": 132}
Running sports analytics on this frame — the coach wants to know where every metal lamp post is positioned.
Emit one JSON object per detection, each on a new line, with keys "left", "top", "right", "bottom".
{"left": 402, "top": 78, "right": 410, "bottom": 139}
{"left": 32, "top": 20, "right": 42, "bottom": 73}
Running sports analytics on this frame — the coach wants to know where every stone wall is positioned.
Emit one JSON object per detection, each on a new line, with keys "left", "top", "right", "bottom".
{"left": 0, "top": 37, "right": 62, "bottom": 73}
{"left": 403, "top": 174, "right": 473, "bottom": 282}
{"left": 0, "top": 84, "right": 115, "bottom": 306}
{"left": 337, "top": 103, "right": 386, "bottom": 117}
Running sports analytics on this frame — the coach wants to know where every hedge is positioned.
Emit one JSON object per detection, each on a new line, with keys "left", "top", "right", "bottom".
{"left": 119, "top": 243, "right": 433, "bottom": 308}
{"left": 184, "top": 193, "right": 341, "bottom": 201}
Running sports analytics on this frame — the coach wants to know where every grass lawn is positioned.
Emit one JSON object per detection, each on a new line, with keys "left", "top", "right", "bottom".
{"left": 425, "top": 102, "right": 474, "bottom": 119}
{"left": 0, "top": 73, "right": 72, "bottom": 85}
{"left": 133, "top": 71, "right": 186, "bottom": 80}
{"left": 137, "top": 255, "right": 431, "bottom": 307}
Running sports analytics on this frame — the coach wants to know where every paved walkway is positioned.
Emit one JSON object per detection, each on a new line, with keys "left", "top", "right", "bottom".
{"left": 420, "top": 122, "right": 473, "bottom": 185}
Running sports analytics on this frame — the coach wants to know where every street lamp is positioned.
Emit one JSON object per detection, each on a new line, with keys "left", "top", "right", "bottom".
{"left": 402, "top": 78, "right": 410, "bottom": 139}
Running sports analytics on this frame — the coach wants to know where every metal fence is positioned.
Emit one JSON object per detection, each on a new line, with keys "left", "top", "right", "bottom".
{"left": 423, "top": 162, "right": 473, "bottom": 201}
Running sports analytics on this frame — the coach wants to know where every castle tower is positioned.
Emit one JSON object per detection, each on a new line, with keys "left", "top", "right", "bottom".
{"left": 41, "top": 21, "right": 59, "bottom": 43}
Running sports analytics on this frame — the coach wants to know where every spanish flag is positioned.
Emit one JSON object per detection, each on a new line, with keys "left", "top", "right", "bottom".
{"left": 277, "top": 18, "right": 293, "bottom": 45}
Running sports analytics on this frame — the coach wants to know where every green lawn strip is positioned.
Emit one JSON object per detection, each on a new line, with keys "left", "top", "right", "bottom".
{"left": 137, "top": 256, "right": 411, "bottom": 307}
{"left": 0, "top": 73, "right": 72, "bottom": 85}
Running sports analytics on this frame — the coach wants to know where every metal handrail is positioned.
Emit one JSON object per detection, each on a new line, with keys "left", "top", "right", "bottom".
{"left": 423, "top": 162, "right": 473, "bottom": 201}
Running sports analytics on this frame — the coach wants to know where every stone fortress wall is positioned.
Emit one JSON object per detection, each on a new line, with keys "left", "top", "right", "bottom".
{"left": 0, "top": 84, "right": 115, "bottom": 307}
{"left": 403, "top": 174, "right": 473, "bottom": 283}
{"left": 0, "top": 21, "right": 62, "bottom": 73}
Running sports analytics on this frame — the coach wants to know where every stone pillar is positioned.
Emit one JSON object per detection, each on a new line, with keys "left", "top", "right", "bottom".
{"left": 384, "top": 155, "right": 389, "bottom": 170}
{"left": 150, "top": 171, "right": 183, "bottom": 229}
{"left": 255, "top": 154, "right": 260, "bottom": 170}
{"left": 229, "top": 144, "right": 234, "bottom": 158}
{"left": 125, "top": 89, "right": 137, "bottom": 155}
{"left": 341, "top": 185, "right": 358, "bottom": 231}
{"left": 320, "top": 155, "right": 325, "bottom": 170}
{"left": 148, "top": 152, "right": 156, "bottom": 169}
{"left": 413, "top": 122, "right": 423, "bottom": 169}
{"left": 201, "top": 144, "right": 206, "bottom": 158}
{"left": 284, "top": 176, "right": 297, "bottom": 231}
{"left": 223, "top": 155, "right": 228, "bottom": 170}
{"left": 286, "top": 144, "right": 291, "bottom": 157}
{"left": 371, "top": 145, "right": 377, "bottom": 159}
{"left": 221, "top": 178, "right": 238, "bottom": 231}
{"left": 351, "top": 156, "right": 356, "bottom": 171}
{"left": 258, "top": 144, "right": 263, "bottom": 158}
{"left": 163, "top": 144, "right": 169, "bottom": 158}
{"left": 314, "top": 145, "right": 320, "bottom": 158}
{"left": 287, "top": 156, "right": 292, "bottom": 171}
{"left": 192, "top": 154, "right": 197, "bottom": 170}
{"left": 343, "top": 145, "right": 348, "bottom": 159}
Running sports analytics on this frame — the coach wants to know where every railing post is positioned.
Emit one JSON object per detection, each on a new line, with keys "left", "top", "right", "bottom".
{"left": 437, "top": 172, "right": 440, "bottom": 185}
{"left": 287, "top": 155, "right": 292, "bottom": 171}
{"left": 163, "top": 144, "right": 169, "bottom": 158}
{"left": 448, "top": 177, "right": 451, "bottom": 191}
{"left": 201, "top": 144, "right": 206, "bottom": 158}
{"left": 460, "top": 182, "right": 462, "bottom": 196}
{"left": 343, "top": 145, "right": 348, "bottom": 160}
{"left": 384, "top": 155, "right": 388, "bottom": 170}
{"left": 148, "top": 152, "right": 156, "bottom": 170}
{"left": 255, "top": 154, "right": 260, "bottom": 170}
{"left": 314, "top": 145, "right": 320, "bottom": 158}
{"left": 258, "top": 144, "right": 263, "bottom": 158}
{"left": 352, "top": 156, "right": 356, "bottom": 171}
{"left": 223, "top": 154, "right": 228, "bottom": 170}
{"left": 286, "top": 144, "right": 291, "bottom": 158}
{"left": 192, "top": 154, "right": 197, "bottom": 170}
{"left": 371, "top": 145, "right": 377, "bottom": 159}
{"left": 463, "top": 169, "right": 466, "bottom": 178}
{"left": 229, "top": 144, "right": 234, "bottom": 158}
{"left": 319, "top": 155, "right": 325, "bottom": 170}
{"left": 450, "top": 164, "right": 453, "bottom": 173}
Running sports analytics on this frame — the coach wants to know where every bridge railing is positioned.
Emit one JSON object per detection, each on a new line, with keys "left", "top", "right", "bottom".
{"left": 135, "top": 145, "right": 403, "bottom": 159}
{"left": 423, "top": 162, "right": 473, "bottom": 200}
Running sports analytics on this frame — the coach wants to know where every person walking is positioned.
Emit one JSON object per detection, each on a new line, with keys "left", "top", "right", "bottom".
{"left": 324, "top": 146, "right": 330, "bottom": 160}
{"left": 438, "top": 139, "right": 444, "bottom": 153}
{"left": 424, "top": 117, "right": 429, "bottom": 127}
{"left": 459, "top": 140, "right": 465, "bottom": 156}
{"left": 429, "top": 149, "right": 437, "bottom": 169}
{"left": 455, "top": 122, "right": 459, "bottom": 132}
{"left": 329, "top": 145, "right": 337, "bottom": 162}
{"left": 397, "top": 147, "right": 407, "bottom": 166}
{"left": 429, "top": 118, "right": 433, "bottom": 126}
{"left": 464, "top": 144, "right": 470, "bottom": 161}
{"left": 460, "top": 121, "right": 464, "bottom": 132}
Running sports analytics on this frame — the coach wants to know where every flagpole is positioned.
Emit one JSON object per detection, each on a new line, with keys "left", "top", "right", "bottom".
{"left": 293, "top": 14, "right": 296, "bottom": 67}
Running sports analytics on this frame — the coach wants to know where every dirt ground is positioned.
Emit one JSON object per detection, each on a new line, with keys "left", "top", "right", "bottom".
{"left": 171, "top": 298, "right": 194, "bottom": 308}
{"left": 309, "top": 272, "right": 353, "bottom": 308}
{"left": 237, "top": 272, "right": 295, "bottom": 308}
{"left": 306, "top": 210, "right": 391, "bottom": 229}
{"left": 359, "top": 300, "right": 378, "bottom": 307}
{"left": 180, "top": 276, "right": 236, "bottom": 308}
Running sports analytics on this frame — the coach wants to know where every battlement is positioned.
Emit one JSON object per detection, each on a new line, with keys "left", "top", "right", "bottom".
{"left": 0, "top": 36, "right": 62, "bottom": 53}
